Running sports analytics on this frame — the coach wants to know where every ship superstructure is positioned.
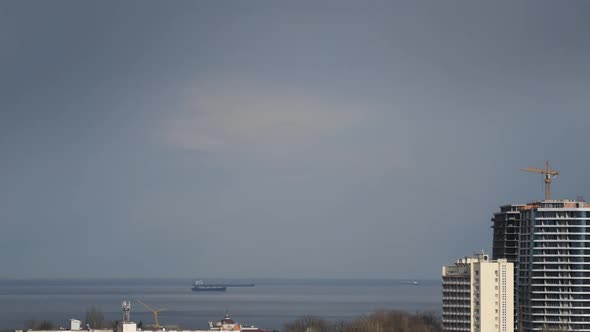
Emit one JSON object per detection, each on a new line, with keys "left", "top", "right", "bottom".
{"left": 192, "top": 280, "right": 227, "bottom": 292}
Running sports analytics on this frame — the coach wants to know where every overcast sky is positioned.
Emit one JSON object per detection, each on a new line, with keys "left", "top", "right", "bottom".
{"left": 1, "top": 1, "right": 590, "bottom": 279}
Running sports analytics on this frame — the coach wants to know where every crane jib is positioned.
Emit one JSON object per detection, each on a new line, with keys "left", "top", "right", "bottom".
{"left": 521, "top": 160, "right": 558, "bottom": 200}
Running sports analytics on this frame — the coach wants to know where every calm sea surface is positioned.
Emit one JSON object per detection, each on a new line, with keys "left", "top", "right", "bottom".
{"left": 0, "top": 279, "right": 441, "bottom": 330}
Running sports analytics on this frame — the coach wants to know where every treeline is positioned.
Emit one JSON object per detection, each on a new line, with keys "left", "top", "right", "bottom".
{"left": 283, "top": 310, "right": 442, "bottom": 332}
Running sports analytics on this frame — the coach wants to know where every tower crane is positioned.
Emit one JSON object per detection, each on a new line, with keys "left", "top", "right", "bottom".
{"left": 136, "top": 299, "right": 165, "bottom": 329}
{"left": 521, "top": 160, "right": 559, "bottom": 200}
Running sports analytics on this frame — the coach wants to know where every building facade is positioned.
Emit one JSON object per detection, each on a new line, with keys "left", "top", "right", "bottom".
{"left": 492, "top": 204, "right": 525, "bottom": 331}
{"left": 492, "top": 205, "right": 525, "bottom": 263}
{"left": 442, "top": 253, "right": 514, "bottom": 332}
{"left": 515, "top": 200, "right": 590, "bottom": 331}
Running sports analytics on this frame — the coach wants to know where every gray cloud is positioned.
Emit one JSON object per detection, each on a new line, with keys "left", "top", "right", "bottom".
{"left": 164, "top": 81, "right": 364, "bottom": 152}
{"left": 161, "top": 79, "right": 415, "bottom": 181}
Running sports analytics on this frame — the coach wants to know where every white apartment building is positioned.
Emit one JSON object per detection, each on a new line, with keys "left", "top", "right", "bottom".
{"left": 442, "top": 253, "right": 514, "bottom": 332}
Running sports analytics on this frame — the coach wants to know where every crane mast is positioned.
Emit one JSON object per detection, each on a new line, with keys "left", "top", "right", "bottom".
{"left": 521, "top": 160, "right": 559, "bottom": 200}
{"left": 136, "top": 299, "right": 165, "bottom": 329}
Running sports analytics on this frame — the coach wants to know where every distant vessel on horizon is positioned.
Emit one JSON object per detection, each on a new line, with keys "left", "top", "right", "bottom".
{"left": 191, "top": 280, "right": 256, "bottom": 292}
{"left": 400, "top": 280, "right": 420, "bottom": 285}
{"left": 192, "top": 280, "right": 227, "bottom": 292}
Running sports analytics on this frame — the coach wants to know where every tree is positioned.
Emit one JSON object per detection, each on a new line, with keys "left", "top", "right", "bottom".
{"left": 36, "top": 321, "right": 55, "bottom": 330}
{"left": 85, "top": 306, "right": 105, "bottom": 328}
{"left": 283, "top": 311, "right": 443, "bottom": 332}
{"left": 24, "top": 319, "right": 55, "bottom": 330}
{"left": 283, "top": 316, "right": 335, "bottom": 332}
{"left": 24, "top": 319, "right": 37, "bottom": 330}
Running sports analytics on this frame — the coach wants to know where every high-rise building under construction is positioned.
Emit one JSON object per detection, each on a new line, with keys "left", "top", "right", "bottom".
{"left": 492, "top": 204, "right": 525, "bottom": 331}
{"left": 492, "top": 199, "right": 590, "bottom": 331}
{"left": 492, "top": 205, "right": 525, "bottom": 263}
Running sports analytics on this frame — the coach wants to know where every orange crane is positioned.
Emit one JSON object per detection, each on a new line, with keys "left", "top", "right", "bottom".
{"left": 136, "top": 299, "right": 165, "bottom": 329}
{"left": 521, "top": 160, "right": 559, "bottom": 200}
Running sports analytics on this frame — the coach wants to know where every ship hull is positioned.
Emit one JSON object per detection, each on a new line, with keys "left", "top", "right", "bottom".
{"left": 191, "top": 286, "right": 227, "bottom": 292}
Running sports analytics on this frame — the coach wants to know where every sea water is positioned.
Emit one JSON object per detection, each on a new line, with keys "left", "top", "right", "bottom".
{"left": 0, "top": 279, "right": 441, "bottom": 330}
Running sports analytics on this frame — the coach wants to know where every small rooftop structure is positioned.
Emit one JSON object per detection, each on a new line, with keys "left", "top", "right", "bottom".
{"left": 208, "top": 314, "right": 240, "bottom": 331}
{"left": 69, "top": 320, "right": 81, "bottom": 331}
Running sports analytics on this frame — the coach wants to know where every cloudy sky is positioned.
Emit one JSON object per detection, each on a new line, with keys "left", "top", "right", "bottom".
{"left": 1, "top": 1, "right": 589, "bottom": 279}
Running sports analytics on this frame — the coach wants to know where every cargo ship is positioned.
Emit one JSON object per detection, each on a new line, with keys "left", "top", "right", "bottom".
{"left": 192, "top": 280, "right": 227, "bottom": 292}
{"left": 191, "top": 280, "right": 255, "bottom": 292}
